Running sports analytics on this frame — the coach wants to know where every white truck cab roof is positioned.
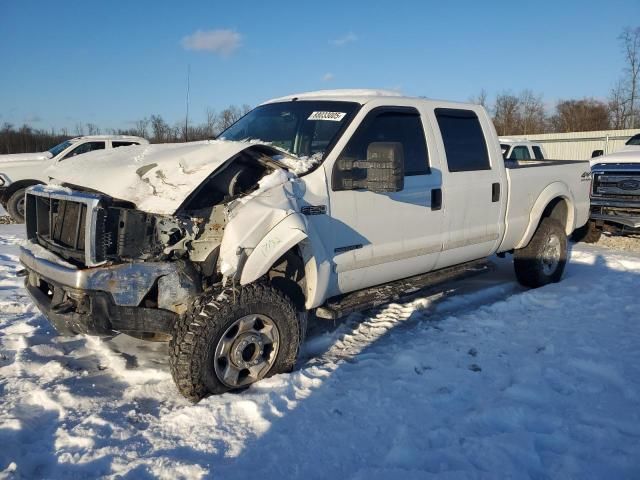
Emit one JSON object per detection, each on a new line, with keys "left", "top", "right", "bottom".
{"left": 263, "top": 89, "right": 404, "bottom": 105}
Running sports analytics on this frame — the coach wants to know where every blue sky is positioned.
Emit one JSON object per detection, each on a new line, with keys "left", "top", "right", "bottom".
{"left": 1, "top": 0, "right": 638, "bottom": 131}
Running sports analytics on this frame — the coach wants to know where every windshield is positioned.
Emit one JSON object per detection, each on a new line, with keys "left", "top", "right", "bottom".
{"left": 220, "top": 101, "right": 359, "bottom": 172}
{"left": 626, "top": 134, "right": 640, "bottom": 146}
{"left": 48, "top": 140, "right": 72, "bottom": 157}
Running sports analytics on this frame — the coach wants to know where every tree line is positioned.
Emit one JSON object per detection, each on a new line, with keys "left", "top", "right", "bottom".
{"left": 0, "top": 104, "right": 251, "bottom": 155}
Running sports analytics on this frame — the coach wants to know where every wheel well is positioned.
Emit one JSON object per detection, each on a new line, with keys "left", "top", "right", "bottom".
{"left": 2, "top": 180, "right": 43, "bottom": 203}
{"left": 266, "top": 247, "right": 306, "bottom": 311}
{"left": 541, "top": 197, "right": 569, "bottom": 231}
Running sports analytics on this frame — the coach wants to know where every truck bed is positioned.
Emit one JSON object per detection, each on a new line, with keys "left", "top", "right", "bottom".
{"left": 499, "top": 159, "right": 591, "bottom": 251}
{"left": 505, "top": 159, "right": 587, "bottom": 169}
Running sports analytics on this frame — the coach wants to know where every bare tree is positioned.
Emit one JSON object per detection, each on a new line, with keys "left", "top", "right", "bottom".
{"left": 205, "top": 108, "right": 218, "bottom": 138}
{"left": 86, "top": 123, "right": 100, "bottom": 135}
{"left": 519, "top": 90, "right": 546, "bottom": 134}
{"left": 469, "top": 89, "right": 488, "bottom": 108}
{"left": 619, "top": 26, "right": 640, "bottom": 127}
{"left": 493, "top": 92, "right": 521, "bottom": 136}
{"left": 217, "top": 106, "right": 243, "bottom": 131}
{"left": 134, "top": 118, "right": 150, "bottom": 139}
{"left": 150, "top": 115, "right": 171, "bottom": 143}
{"left": 609, "top": 79, "right": 632, "bottom": 129}
{"left": 550, "top": 99, "right": 610, "bottom": 132}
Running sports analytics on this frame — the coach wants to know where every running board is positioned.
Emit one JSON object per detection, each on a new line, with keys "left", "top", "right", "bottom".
{"left": 315, "top": 259, "right": 494, "bottom": 320}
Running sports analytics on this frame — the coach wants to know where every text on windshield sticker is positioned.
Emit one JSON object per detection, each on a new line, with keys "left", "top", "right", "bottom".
{"left": 307, "top": 111, "right": 347, "bottom": 121}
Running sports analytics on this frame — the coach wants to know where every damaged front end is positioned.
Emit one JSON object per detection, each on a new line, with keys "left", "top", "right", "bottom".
{"left": 19, "top": 144, "right": 306, "bottom": 339}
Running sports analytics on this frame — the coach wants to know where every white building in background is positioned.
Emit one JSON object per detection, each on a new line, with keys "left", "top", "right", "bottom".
{"left": 520, "top": 128, "right": 640, "bottom": 160}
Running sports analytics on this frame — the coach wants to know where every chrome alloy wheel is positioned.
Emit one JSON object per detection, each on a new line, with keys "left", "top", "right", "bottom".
{"left": 214, "top": 314, "right": 280, "bottom": 388}
{"left": 541, "top": 234, "right": 561, "bottom": 275}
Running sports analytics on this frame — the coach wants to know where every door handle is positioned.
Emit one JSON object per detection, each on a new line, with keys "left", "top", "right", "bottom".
{"left": 431, "top": 188, "right": 442, "bottom": 210}
{"left": 492, "top": 183, "right": 501, "bottom": 202}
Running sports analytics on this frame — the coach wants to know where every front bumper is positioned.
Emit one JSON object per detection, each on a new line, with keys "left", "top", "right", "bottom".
{"left": 591, "top": 198, "right": 640, "bottom": 229}
{"left": 20, "top": 240, "right": 201, "bottom": 337}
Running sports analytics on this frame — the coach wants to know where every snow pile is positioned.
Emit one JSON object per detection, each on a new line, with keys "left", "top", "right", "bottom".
{"left": 1, "top": 223, "right": 640, "bottom": 478}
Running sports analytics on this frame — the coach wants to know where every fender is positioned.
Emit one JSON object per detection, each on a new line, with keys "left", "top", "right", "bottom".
{"left": 240, "top": 213, "right": 308, "bottom": 286}
{"left": 239, "top": 212, "right": 333, "bottom": 310}
{"left": 515, "top": 182, "right": 575, "bottom": 249}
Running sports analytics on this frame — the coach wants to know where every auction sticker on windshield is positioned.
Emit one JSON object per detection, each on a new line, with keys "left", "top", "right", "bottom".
{"left": 308, "top": 111, "right": 347, "bottom": 121}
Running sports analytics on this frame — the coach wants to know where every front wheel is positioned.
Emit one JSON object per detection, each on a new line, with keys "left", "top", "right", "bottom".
{"left": 6, "top": 188, "right": 27, "bottom": 223}
{"left": 169, "top": 284, "right": 302, "bottom": 402}
{"left": 514, "top": 218, "right": 567, "bottom": 288}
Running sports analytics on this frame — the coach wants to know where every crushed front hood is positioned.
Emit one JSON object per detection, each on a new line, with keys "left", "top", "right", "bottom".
{"left": 0, "top": 151, "right": 52, "bottom": 163}
{"left": 45, "top": 140, "right": 270, "bottom": 214}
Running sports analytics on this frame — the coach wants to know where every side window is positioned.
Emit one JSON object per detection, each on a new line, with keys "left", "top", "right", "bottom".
{"left": 336, "top": 109, "right": 429, "bottom": 178}
{"left": 509, "top": 146, "right": 531, "bottom": 160}
{"left": 63, "top": 141, "right": 105, "bottom": 159}
{"left": 435, "top": 108, "right": 490, "bottom": 172}
{"left": 113, "top": 141, "right": 139, "bottom": 148}
{"left": 532, "top": 145, "right": 545, "bottom": 160}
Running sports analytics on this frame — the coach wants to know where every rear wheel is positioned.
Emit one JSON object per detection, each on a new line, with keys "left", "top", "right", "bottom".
{"left": 571, "top": 220, "right": 602, "bottom": 244}
{"left": 514, "top": 218, "right": 567, "bottom": 288}
{"left": 6, "top": 188, "right": 27, "bottom": 223}
{"left": 169, "top": 284, "right": 302, "bottom": 402}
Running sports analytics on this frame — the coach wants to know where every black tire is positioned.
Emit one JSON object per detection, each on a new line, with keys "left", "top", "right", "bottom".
{"left": 571, "top": 220, "right": 602, "bottom": 244}
{"left": 514, "top": 218, "right": 567, "bottom": 288}
{"left": 6, "top": 188, "right": 27, "bottom": 223}
{"left": 169, "top": 284, "right": 302, "bottom": 402}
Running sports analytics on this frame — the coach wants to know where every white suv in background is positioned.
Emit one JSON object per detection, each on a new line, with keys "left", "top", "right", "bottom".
{"left": 499, "top": 138, "right": 547, "bottom": 161}
{"left": 0, "top": 135, "right": 148, "bottom": 222}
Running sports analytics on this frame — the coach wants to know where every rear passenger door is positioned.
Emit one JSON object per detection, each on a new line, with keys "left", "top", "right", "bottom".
{"left": 432, "top": 108, "right": 506, "bottom": 268}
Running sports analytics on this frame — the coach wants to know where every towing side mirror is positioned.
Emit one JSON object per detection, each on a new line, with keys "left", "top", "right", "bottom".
{"left": 333, "top": 142, "right": 405, "bottom": 193}
{"left": 591, "top": 149, "right": 604, "bottom": 158}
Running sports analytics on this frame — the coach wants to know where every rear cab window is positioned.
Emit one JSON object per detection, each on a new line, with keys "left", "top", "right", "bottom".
{"left": 509, "top": 146, "right": 531, "bottom": 161}
{"left": 113, "top": 141, "right": 140, "bottom": 148}
{"left": 435, "top": 108, "right": 490, "bottom": 172}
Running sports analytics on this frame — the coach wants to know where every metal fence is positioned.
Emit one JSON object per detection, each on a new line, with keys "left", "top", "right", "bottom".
{"left": 519, "top": 129, "right": 640, "bottom": 160}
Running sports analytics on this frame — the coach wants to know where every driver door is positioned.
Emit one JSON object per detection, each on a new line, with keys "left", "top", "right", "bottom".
{"left": 325, "top": 107, "right": 444, "bottom": 294}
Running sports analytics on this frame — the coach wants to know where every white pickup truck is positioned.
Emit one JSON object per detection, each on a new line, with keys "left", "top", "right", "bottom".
{"left": 0, "top": 135, "right": 148, "bottom": 222}
{"left": 499, "top": 138, "right": 547, "bottom": 161}
{"left": 574, "top": 134, "right": 640, "bottom": 242}
{"left": 18, "top": 90, "right": 590, "bottom": 401}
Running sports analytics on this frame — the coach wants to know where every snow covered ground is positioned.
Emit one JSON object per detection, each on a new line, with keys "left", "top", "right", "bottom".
{"left": 1, "top": 223, "right": 639, "bottom": 479}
